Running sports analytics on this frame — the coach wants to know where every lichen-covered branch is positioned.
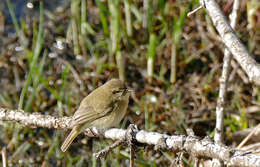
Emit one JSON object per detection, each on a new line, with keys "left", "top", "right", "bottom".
{"left": 0, "top": 107, "right": 260, "bottom": 166}
{"left": 0, "top": 108, "right": 72, "bottom": 129}
{"left": 200, "top": 0, "right": 260, "bottom": 85}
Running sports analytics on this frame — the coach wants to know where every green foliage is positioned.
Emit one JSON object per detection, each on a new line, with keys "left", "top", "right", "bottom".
{"left": 16, "top": 2, "right": 45, "bottom": 111}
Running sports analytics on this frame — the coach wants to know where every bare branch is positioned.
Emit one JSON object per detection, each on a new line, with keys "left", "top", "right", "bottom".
{"left": 215, "top": 0, "right": 240, "bottom": 149}
{"left": 1, "top": 107, "right": 260, "bottom": 166}
{"left": 213, "top": 0, "right": 240, "bottom": 166}
{"left": 0, "top": 108, "right": 72, "bottom": 129}
{"left": 200, "top": 0, "right": 260, "bottom": 85}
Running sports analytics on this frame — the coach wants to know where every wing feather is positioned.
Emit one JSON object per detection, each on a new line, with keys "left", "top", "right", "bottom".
{"left": 72, "top": 105, "right": 114, "bottom": 126}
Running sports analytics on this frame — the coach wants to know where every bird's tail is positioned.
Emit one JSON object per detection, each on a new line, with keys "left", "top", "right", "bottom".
{"left": 61, "top": 128, "right": 79, "bottom": 152}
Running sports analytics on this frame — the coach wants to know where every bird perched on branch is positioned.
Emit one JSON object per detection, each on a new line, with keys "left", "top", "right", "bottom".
{"left": 61, "top": 79, "right": 131, "bottom": 152}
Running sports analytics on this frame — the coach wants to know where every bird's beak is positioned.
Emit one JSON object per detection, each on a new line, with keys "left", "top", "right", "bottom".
{"left": 126, "top": 88, "right": 134, "bottom": 92}
{"left": 122, "top": 88, "right": 134, "bottom": 95}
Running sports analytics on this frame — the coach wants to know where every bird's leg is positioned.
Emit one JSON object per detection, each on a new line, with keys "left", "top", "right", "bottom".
{"left": 84, "top": 127, "right": 99, "bottom": 137}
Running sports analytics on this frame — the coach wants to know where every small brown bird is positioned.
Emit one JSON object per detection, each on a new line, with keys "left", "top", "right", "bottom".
{"left": 61, "top": 79, "right": 131, "bottom": 152}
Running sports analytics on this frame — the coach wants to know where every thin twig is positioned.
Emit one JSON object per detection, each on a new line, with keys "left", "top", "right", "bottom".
{"left": 126, "top": 124, "right": 137, "bottom": 167}
{"left": 187, "top": 5, "right": 203, "bottom": 17}
{"left": 213, "top": 0, "right": 240, "bottom": 166}
{"left": 130, "top": 145, "right": 134, "bottom": 167}
{"left": 2, "top": 147, "right": 7, "bottom": 167}
{"left": 237, "top": 123, "right": 260, "bottom": 149}
{"left": 214, "top": 0, "right": 240, "bottom": 143}
{"left": 93, "top": 139, "right": 124, "bottom": 159}
{"left": 229, "top": 60, "right": 249, "bottom": 84}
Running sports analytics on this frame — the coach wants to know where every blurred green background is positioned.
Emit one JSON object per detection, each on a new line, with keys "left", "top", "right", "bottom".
{"left": 0, "top": 0, "right": 260, "bottom": 166}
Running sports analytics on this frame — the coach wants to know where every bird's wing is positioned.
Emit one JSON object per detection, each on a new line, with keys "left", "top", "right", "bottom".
{"left": 72, "top": 105, "right": 114, "bottom": 126}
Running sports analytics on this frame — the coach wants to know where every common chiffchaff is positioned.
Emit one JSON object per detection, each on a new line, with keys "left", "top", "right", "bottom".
{"left": 61, "top": 79, "right": 131, "bottom": 152}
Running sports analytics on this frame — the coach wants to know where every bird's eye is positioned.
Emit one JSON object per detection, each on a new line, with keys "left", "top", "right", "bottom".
{"left": 112, "top": 90, "right": 122, "bottom": 94}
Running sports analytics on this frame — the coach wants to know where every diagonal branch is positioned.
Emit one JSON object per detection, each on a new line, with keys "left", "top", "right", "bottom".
{"left": 200, "top": 0, "right": 260, "bottom": 85}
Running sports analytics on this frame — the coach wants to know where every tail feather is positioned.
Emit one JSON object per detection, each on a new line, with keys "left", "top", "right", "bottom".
{"left": 61, "top": 128, "right": 79, "bottom": 152}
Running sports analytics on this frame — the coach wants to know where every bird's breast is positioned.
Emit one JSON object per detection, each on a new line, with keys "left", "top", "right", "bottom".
{"left": 91, "top": 97, "right": 129, "bottom": 130}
